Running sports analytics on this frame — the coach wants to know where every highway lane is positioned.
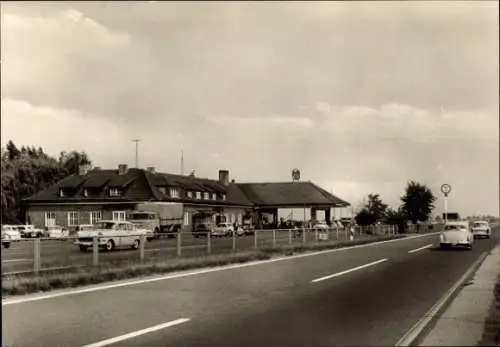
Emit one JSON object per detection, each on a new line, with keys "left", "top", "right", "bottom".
{"left": 3, "top": 231, "right": 486, "bottom": 347}
{"left": 1, "top": 229, "right": 356, "bottom": 274}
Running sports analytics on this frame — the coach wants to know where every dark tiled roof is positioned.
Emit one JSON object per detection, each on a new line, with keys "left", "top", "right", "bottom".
{"left": 237, "top": 181, "right": 350, "bottom": 207}
{"left": 58, "top": 175, "right": 87, "bottom": 189}
{"left": 82, "top": 172, "right": 113, "bottom": 188}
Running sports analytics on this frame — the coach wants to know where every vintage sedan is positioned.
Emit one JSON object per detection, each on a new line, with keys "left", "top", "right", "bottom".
{"left": 471, "top": 221, "right": 491, "bottom": 239}
{"left": 212, "top": 222, "right": 234, "bottom": 237}
{"left": 440, "top": 221, "right": 474, "bottom": 250}
{"left": 74, "top": 220, "right": 148, "bottom": 252}
{"left": 2, "top": 225, "right": 22, "bottom": 248}
{"left": 16, "top": 225, "right": 44, "bottom": 238}
{"left": 46, "top": 225, "right": 69, "bottom": 239}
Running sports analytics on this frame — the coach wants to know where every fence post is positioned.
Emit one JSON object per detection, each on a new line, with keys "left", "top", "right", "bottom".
{"left": 232, "top": 230, "right": 236, "bottom": 252}
{"left": 272, "top": 229, "right": 276, "bottom": 248}
{"left": 176, "top": 232, "right": 182, "bottom": 257}
{"left": 254, "top": 230, "right": 258, "bottom": 250}
{"left": 207, "top": 232, "right": 211, "bottom": 255}
{"left": 314, "top": 228, "right": 318, "bottom": 242}
{"left": 140, "top": 234, "right": 145, "bottom": 262}
{"left": 302, "top": 227, "right": 307, "bottom": 244}
{"left": 288, "top": 229, "right": 292, "bottom": 245}
{"left": 33, "top": 238, "right": 41, "bottom": 275}
{"left": 93, "top": 236, "right": 99, "bottom": 267}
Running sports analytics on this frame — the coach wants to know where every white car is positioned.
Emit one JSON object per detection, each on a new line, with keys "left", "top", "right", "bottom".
{"left": 212, "top": 222, "right": 234, "bottom": 237}
{"left": 311, "top": 221, "right": 330, "bottom": 232}
{"left": 2, "top": 225, "right": 22, "bottom": 248}
{"left": 75, "top": 220, "right": 148, "bottom": 252}
{"left": 471, "top": 221, "right": 491, "bottom": 239}
{"left": 16, "top": 225, "right": 44, "bottom": 238}
{"left": 440, "top": 221, "right": 474, "bottom": 250}
{"left": 46, "top": 225, "right": 69, "bottom": 239}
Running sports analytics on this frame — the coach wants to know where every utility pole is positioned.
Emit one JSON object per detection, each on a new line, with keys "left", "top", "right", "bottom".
{"left": 441, "top": 184, "right": 451, "bottom": 225}
{"left": 132, "top": 139, "right": 141, "bottom": 168}
{"left": 181, "top": 149, "right": 184, "bottom": 175}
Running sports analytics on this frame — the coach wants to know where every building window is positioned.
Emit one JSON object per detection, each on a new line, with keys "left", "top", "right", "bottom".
{"left": 184, "top": 211, "right": 189, "bottom": 226}
{"left": 83, "top": 189, "right": 88, "bottom": 197}
{"left": 159, "top": 187, "right": 167, "bottom": 195}
{"left": 237, "top": 213, "right": 242, "bottom": 224}
{"left": 170, "top": 188, "right": 180, "bottom": 199}
{"left": 109, "top": 188, "right": 120, "bottom": 197}
{"left": 90, "top": 211, "right": 102, "bottom": 225}
{"left": 112, "top": 211, "right": 126, "bottom": 221}
{"left": 59, "top": 189, "right": 64, "bottom": 197}
{"left": 222, "top": 194, "right": 227, "bottom": 201}
{"left": 45, "top": 211, "right": 56, "bottom": 227}
{"left": 212, "top": 193, "right": 217, "bottom": 200}
{"left": 67, "top": 211, "right": 79, "bottom": 226}
{"left": 187, "top": 191, "right": 193, "bottom": 198}
{"left": 196, "top": 191, "right": 201, "bottom": 199}
{"left": 204, "top": 192, "right": 210, "bottom": 200}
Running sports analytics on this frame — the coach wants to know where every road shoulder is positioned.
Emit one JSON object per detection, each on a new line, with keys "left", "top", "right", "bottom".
{"left": 418, "top": 244, "right": 500, "bottom": 346}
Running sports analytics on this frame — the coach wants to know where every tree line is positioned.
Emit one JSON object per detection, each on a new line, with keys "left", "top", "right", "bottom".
{"left": 1, "top": 140, "right": 91, "bottom": 224}
{"left": 354, "top": 181, "right": 437, "bottom": 232}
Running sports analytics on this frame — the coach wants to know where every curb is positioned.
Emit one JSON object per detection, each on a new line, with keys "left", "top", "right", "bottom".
{"left": 394, "top": 251, "right": 489, "bottom": 347}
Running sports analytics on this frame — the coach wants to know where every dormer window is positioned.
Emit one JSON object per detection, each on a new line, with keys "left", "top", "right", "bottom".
{"left": 109, "top": 188, "right": 120, "bottom": 197}
{"left": 196, "top": 191, "right": 201, "bottom": 199}
{"left": 222, "top": 194, "right": 227, "bottom": 201}
{"left": 159, "top": 187, "right": 167, "bottom": 195}
{"left": 170, "top": 188, "right": 180, "bottom": 199}
{"left": 187, "top": 191, "right": 193, "bottom": 198}
{"left": 59, "top": 189, "right": 64, "bottom": 197}
{"left": 204, "top": 192, "right": 210, "bottom": 200}
{"left": 212, "top": 193, "right": 217, "bottom": 200}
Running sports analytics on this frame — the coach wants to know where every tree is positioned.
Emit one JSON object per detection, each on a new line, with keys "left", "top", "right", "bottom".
{"left": 384, "top": 207, "right": 408, "bottom": 233}
{"left": 1, "top": 140, "right": 92, "bottom": 224}
{"left": 354, "top": 193, "right": 389, "bottom": 227}
{"left": 400, "top": 181, "right": 436, "bottom": 224}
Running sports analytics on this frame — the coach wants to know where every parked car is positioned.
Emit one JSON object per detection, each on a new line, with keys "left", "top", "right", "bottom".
{"left": 471, "top": 221, "right": 491, "bottom": 239}
{"left": 2, "top": 225, "right": 22, "bottom": 248}
{"left": 311, "top": 221, "right": 329, "bottom": 232}
{"left": 46, "top": 225, "right": 69, "bottom": 239}
{"left": 212, "top": 222, "right": 234, "bottom": 237}
{"left": 74, "top": 220, "right": 148, "bottom": 252}
{"left": 192, "top": 223, "right": 212, "bottom": 238}
{"left": 440, "top": 221, "right": 474, "bottom": 250}
{"left": 15, "top": 224, "right": 44, "bottom": 238}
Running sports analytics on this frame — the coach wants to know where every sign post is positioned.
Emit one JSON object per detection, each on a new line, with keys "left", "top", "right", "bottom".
{"left": 440, "top": 184, "right": 452, "bottom": 225}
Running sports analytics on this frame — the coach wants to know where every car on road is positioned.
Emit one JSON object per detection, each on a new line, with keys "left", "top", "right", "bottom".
{"left": 311, "top": 221, "right": 330, "bottom": 232}
{"left": 15, "top": 224, "right": 44, "bottom": 238}
{"left": 440, "top": 221, "right": 474, "bottom": 250}
{"left": 471, "top": 221, "right": 491, "bottom": 239}
{"left": 212, "top": 222, "right": 234, "bottom": 237}
{"left": 46, "top": 225, "right": 69, "bottom": 239}
{"left": 74, "top": 220, "right": 148, "bottom": 252}
{"left": 192, "top": 223, "right": 212, "bottom": 238}
{"left": 2, "top": 225, "right": 22, "bottom": 248}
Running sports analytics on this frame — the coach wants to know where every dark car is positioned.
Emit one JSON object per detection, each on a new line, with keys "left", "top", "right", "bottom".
{"left": 192, "top": 223, "right": 212, "bottom": 238}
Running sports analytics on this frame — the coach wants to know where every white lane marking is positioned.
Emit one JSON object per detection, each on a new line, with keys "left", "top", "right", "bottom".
{"left": 81, "top": 318, "right": 190, "bottom": 347}
{"left": 311, "top": 258, "right": 389, "bottom": 283}
{"left": 394, "top": 251, "right": 488, "bottom": 346}
{"left": 2, "top": 232, "right": 438, "bottom": 306}
{"left": 408, "top": 244, "right": 433, "bottom": 254}
{"left": 1, "top": 258, "right": 31, "bottom": 263}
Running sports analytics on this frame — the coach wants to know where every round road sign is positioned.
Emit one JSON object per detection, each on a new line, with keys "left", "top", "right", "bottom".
{"left": 440, "top": 184, "right": 452, "bottom": 196}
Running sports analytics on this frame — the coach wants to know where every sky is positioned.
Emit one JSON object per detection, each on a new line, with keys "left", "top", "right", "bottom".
{"left": 1, "top": 1, "right": 499, "bottom": 217}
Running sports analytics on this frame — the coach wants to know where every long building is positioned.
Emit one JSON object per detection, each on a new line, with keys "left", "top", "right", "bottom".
{"left": 23, "top": 164, "right": 350, "bottom": 231}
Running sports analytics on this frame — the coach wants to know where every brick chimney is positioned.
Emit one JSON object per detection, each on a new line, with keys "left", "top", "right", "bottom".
{"left": 218, "top": 170, "right": 229, "bottom": 186}
{"left": 118, "top": 164, "right": 128, "bottom": 175}
{"left": 146, "top": 166, "right": 155, "bottom": 173}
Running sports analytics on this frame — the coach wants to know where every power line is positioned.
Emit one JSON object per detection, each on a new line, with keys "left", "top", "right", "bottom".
{"left": 132, "top": 139, "right": 141, "bottom": 168}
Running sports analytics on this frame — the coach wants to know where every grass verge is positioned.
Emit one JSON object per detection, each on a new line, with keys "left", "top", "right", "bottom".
{"left": 2, "top": 234, "right": 405, "bottom": 297}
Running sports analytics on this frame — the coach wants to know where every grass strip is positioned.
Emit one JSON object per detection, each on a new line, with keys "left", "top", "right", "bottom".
{"left": 2, "top": 234, "right": 404, "bottom": 297}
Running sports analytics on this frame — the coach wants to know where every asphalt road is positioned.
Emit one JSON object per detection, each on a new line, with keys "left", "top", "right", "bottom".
{"left": 3, "top": 227, "right": 498, "bottom": 347}
{"left": 1, "top": 229, "right": 356, "bottom": 274}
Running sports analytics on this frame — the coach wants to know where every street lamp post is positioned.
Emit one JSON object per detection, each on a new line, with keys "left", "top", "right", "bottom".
{"left": 440, "top": 184, "right": 452, "bottom": 225}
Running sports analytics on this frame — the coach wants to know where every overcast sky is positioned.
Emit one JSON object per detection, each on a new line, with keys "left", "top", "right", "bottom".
{"left": 1, "top": 1, "right": 498, "bottom": 216}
